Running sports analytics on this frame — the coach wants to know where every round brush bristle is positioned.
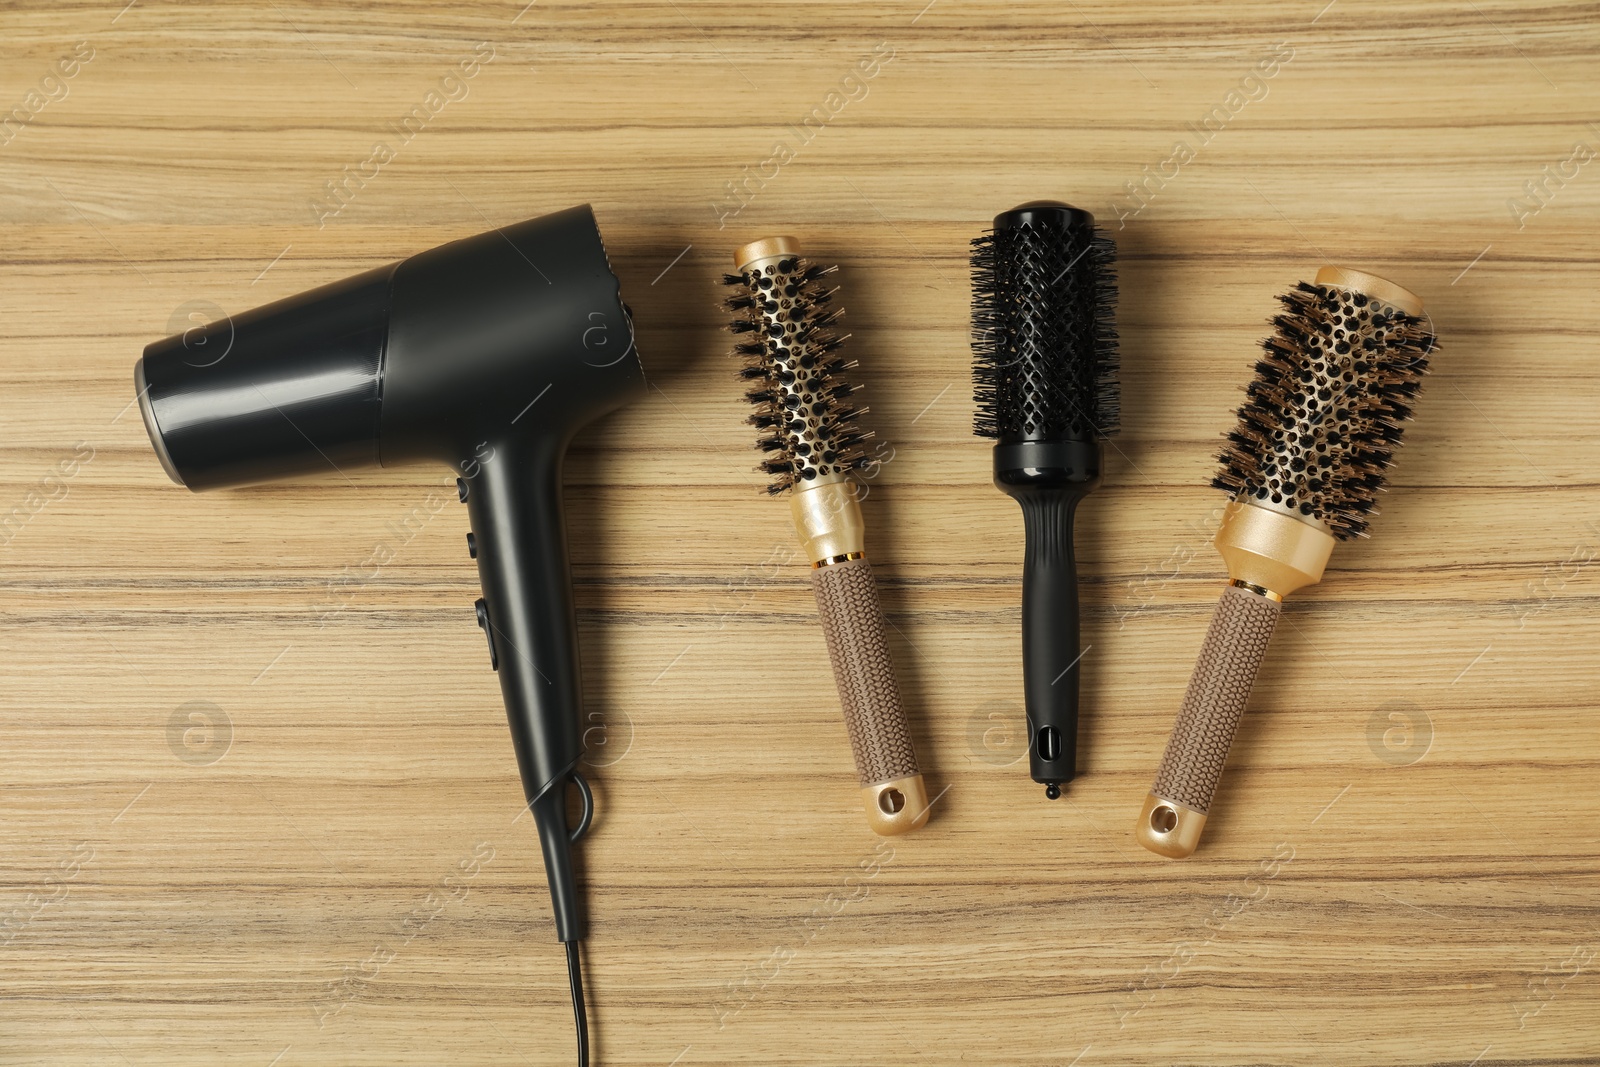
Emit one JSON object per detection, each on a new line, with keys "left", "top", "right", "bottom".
{"left": 723, "top": 254, "right": 869, "bottom": 494}
{"left": 1213, "top": 280, "right": 1437, "bottom": 540}
{"left": 970, "top": 202, "right": 1119, "bottom": 442}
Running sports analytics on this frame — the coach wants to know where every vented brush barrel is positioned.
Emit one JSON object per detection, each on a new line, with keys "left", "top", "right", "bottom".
{"left": 971, "top": 200, "right": 1118, "bottom": 798}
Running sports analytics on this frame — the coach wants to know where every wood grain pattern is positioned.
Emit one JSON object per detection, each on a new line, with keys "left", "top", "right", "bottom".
{"left": 2, "top": 2, "right": 1598, "bottom": 1064}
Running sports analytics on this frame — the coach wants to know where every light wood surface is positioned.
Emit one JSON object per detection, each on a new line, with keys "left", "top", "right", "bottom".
{"left": 2, "top": 2, "right": 1598, "bottom": 1064}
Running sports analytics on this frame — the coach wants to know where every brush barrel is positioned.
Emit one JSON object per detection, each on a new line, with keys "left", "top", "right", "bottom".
{"left": 995, "top": 439, "right": 1100, "bottom": 796}
{"left": 792, "top": 479, "right": 928, "bottom": 836}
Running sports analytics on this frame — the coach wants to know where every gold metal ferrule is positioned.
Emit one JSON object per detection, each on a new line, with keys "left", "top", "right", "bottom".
{"left": 792, "top": 476, "right": 866, "bottom": 565}
{"left": 1315, "top": 266, "right": 1424, "bottom": 316}
{"left": 1214, "top": 498, "right": 1336, "bottom": 600}
{"left": 1229, "top": 579, "right": 1283, "bottom": 602}
{"left": 814, "top": 552, "right": 865, "bottom": 569}
{"left": 1137, "top": 793, "right": 1207, "bottom": 858}
{"left": 734, "top": 236, "right": 801, "bottom": 272}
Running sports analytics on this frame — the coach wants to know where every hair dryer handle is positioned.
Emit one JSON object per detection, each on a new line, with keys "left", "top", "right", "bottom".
{"left": 463, "top": 434, "right": 587, "bottom": 941}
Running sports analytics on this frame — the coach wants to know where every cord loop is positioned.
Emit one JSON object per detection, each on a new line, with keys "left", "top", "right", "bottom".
{"left": 566, "top": 770, "right": 593, "bottom": 843}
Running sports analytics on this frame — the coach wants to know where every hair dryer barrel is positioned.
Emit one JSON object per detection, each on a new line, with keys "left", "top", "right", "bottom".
{"left": 136, "top": 265, "right": 394, "bottom": 489}
{"left": 136, "top": 206, "right": 641, "bottom": 487}
{"left": 381, "top": 205, "right": 641, "bottom": 465}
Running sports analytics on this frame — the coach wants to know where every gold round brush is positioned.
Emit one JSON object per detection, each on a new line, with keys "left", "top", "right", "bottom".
{"left": 1136, "top": 267, "right": 1437, "bottom": 858}
{"left": 724, "top": 237, "right": 929, "bottom": 836}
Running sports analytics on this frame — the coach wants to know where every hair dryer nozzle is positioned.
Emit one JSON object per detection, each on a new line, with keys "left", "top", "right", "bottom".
{"left": 133, "top": 357, "right": 180, "bottom": 485}
{"left": 136, "top": 265, "right": 394, "bottom": 490}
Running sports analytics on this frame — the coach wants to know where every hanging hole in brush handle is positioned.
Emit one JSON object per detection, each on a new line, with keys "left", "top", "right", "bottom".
{"left": 1136, "top": 583, "right": 1283, "bottom": 858}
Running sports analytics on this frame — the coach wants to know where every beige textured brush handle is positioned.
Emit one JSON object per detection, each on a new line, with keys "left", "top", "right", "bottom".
{"left": 810, "top": 557, "right": 929, "bottom": 835}
{"left": 1137, "top": 583, "right": 1282, "bottom": 858}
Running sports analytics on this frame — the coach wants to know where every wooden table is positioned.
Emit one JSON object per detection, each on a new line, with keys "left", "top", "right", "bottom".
{"left": 2, "top": 2, "right": 1596, "bottom": 1063}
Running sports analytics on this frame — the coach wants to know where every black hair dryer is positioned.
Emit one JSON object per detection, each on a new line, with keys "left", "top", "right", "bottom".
{"left": 135, "top": 205, "right": 642, "bottom": 1062}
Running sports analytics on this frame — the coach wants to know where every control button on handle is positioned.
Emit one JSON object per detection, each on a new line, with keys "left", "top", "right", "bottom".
{"left": 474, "top": 597, "right": 498, "bottom": 670}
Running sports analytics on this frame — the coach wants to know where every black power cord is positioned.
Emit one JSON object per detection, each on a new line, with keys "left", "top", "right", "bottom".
{"left": 565, "top": 939, "right": 589, "bottom": 1066}
{"left": 532, "top": 771, "right": 592, "bottom": 1065}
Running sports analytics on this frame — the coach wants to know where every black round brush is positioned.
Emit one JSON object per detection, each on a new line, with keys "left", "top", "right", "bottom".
{"left": 970, "top": 201, "right": 1119, "bottom": 799}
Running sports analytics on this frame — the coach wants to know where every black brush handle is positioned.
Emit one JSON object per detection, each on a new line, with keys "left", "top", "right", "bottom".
{"left": 1019, "top": 490, "right": 1083, "bottom": 792}
{"left": 995, "top": 440, "right": 1101, "bottom": 798}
